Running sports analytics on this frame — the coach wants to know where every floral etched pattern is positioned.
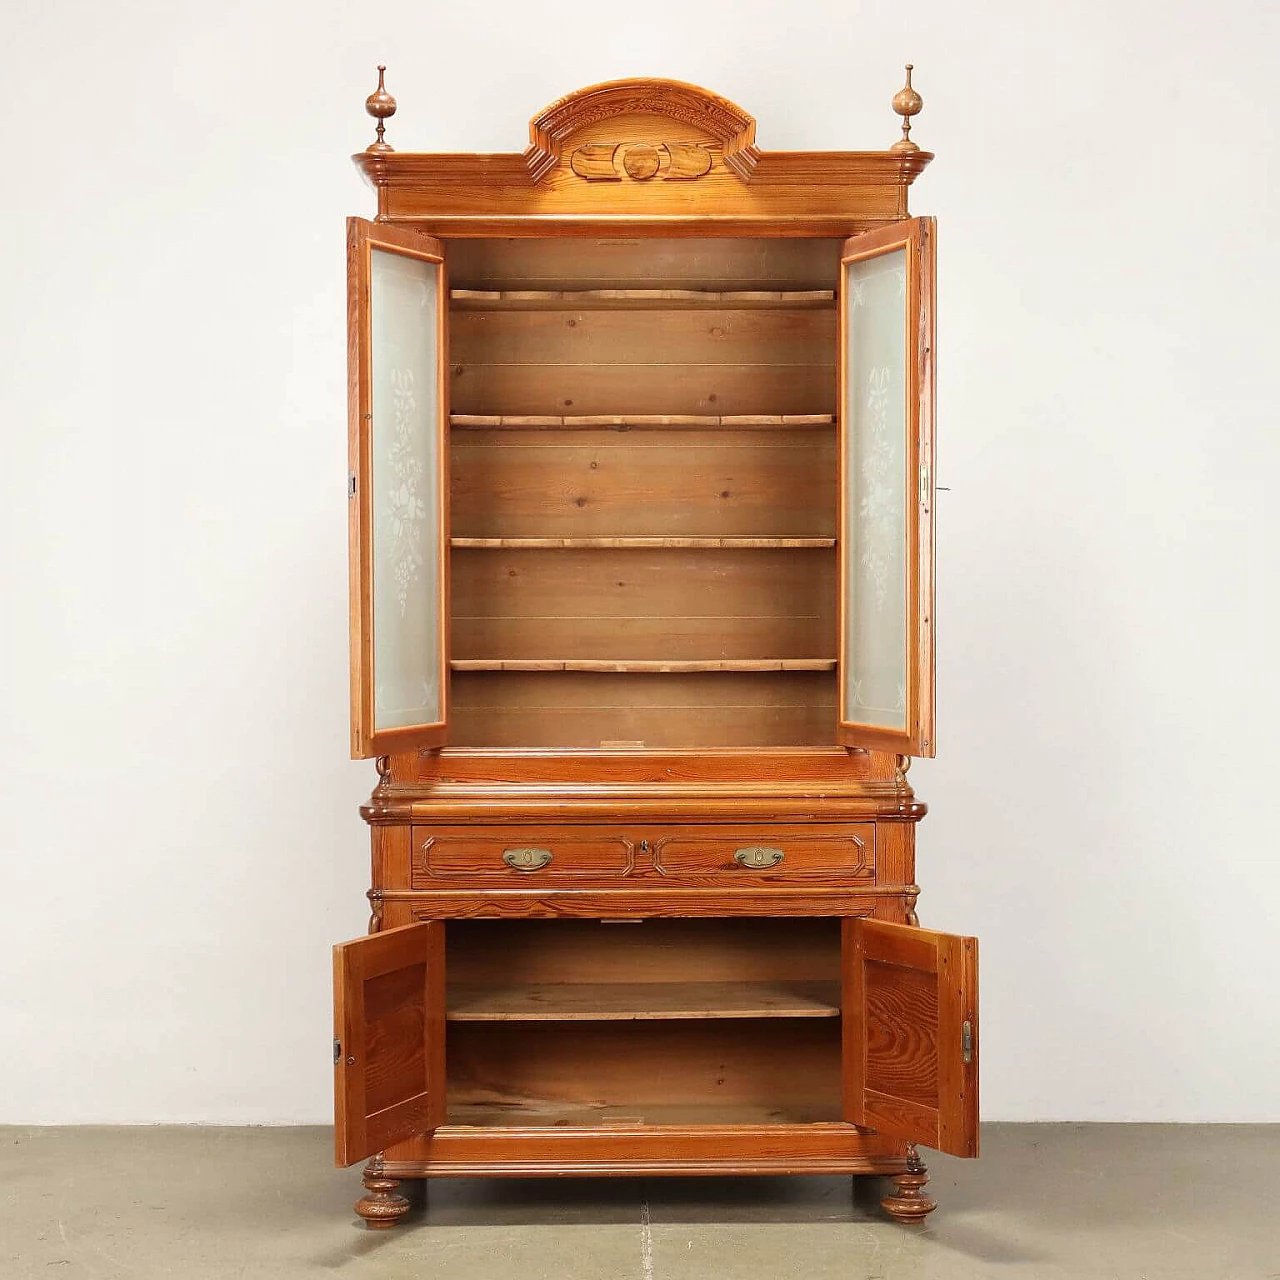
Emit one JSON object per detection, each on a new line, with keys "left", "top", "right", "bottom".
{"left": 858, "top": 366, "right": 895, "bottom": 613}
{"left": 382, "top": 367, "right": 427, "bottom": 618}
{"left": 843, "top": 250, "right": 908, "bottom": 728}
{"left": 369, "top": 247, "right": 442, "bottom": 730}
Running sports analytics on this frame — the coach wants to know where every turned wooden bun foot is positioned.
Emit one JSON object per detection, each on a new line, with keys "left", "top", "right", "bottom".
{"left": 355, "top": 1161, "right": 410, "bottom": 1229}
{"left": 881, "top": 1147, "right": 937, "bottom": 1224}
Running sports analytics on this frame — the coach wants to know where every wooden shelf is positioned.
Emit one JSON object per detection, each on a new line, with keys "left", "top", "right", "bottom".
{"left": 451, "top": 288, "right": 835, "bottom": 311}
{"left": 444, "top": 1101, "right": 842, "bottom": 1128}
{"left": 450, "top": 537, "right": 836, "bottom": 550}
{"left": 447, "top": 981, "right": 841, "bottom": 1022}
{"left": 450, "top": 659, "right": 837, "bottom": 674}
{"left": 451, "top": 414, "right": 835, "bottom": 430}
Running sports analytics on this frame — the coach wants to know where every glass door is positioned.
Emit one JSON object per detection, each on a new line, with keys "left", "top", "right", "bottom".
{"left": 347, "top": 218, "right": 450, "bottom": 757}
{"left": 837, "top": 217, "right": 936, "bottom": 756}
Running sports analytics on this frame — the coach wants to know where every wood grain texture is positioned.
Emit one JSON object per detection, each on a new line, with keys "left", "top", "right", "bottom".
{"left": 357, "top": 142, "right": 930, "bottom": 236}
{"left": 446, "top": 918, "right": 841, "bottom": 986}
{"left": 406, "top": 747, "right": 894, "bottom": 786}
{"left": 650, "top": 824, "right": 872, "bottom": 881}
{"left": 445, "top": 1101, "right": 837, "bottom": 1125}
{"left": 333, "top": 921, "right": 444, "bottom": 1166}
{"left": 451, "top": 659, "right": 835, "bottom": 673}
{"left": 451, "top": 289, "right": 834, "bottom": 310}
{"left": 842, "top": 919, "right": 978, "bottom": 1159}
{"left": 356, "top": 79, "right": 929, "bottom": 236}
{"left": 450, "top": 432, "right": 836, "bottom": 537}
{"left": 450, "top": 361, "right": 834, "bottom": 418}
{"left": 447, "top": 238, "right": 842, "bottom": 291}
{"left": 524, "top": 79, "right": 761, "bottom": 182}
{"left": 451, "top": 543, "right": 835, "bottom": 663}
{"left": 450, "top": 536, "right": 835, "bottom": 547}
{"left": 446, "top": 980, "right": 841, "bottom": 1021}
{"left": 447, "top": 1018, "right": 842, "bottom": 1115}
{"left": 399, "top": 889, "right": 898, "bottom": 920}
{"left": 451, "top": 414, "right": 835, "bottom": 430}
{"left": 450, "top": 306, "right": 834, "bottom": 380}
{"left": 449, "top": 670, "right": 836, "bottom": 749}
{"left": 411, "top": 827, "right": 635, "bottom": 885}
{"left": 863, "top": 961, "right": 938, "bottom": 1106}
{"left": 382, "top": 1122, "right": 906, "bottom": 1176}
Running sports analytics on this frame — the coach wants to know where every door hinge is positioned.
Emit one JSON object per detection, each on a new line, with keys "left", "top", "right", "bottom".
{"left": 920, "top": 463, "right": 931, "bottom": 508}
{"left": 961, "top": 1020, "right": 973, "bottom": 1065}
{"left": 333, "top": 1038, "right": 341, "bottom": 1065}
{"left": 347, "top": 472, "right": 357, "bottom": 499}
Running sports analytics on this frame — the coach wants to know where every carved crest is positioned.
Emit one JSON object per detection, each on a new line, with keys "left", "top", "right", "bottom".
{"left": 525, "top": 78, "right": 758, "bottom": 183}
{"left": 570, "top": 141, "right": 713, "bottom": 182}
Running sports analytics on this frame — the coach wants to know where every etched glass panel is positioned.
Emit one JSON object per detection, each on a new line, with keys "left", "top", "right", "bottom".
{"left": 844, "top": 248, "right": 907, "bottom": 732}
{"left": 370, "top": 248, "right": 442, "bottom": 732}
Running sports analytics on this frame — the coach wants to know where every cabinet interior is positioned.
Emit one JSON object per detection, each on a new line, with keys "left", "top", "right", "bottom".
{"left": 444, "top": 918, "right": 844, "bottom": 1127}
{"left": 447, "top": 237, "right": 842, "bottom": 750}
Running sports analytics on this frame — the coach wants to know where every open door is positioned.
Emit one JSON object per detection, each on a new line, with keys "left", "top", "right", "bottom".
{"left": 842, "top": 918, "right": 978, "bottom": 1158}
{"left": 837, "top": 217, "right": 936, "bottom": 756}
{"left": 333, "top": 921, "right": 445, "bottom": 1166}
{"left": 348, "top": 218, "right": 450, "bottom": 758}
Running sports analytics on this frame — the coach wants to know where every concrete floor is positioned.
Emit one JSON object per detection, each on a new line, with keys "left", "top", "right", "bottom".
{"left": 2, "top": 1125, "right": 1277, "bottom": 1278}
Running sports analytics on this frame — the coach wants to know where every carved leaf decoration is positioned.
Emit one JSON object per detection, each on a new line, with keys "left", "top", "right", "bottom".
{"left": 569, "top": 141, "right": 713, "bottom": 182}
{"left": 664, "top": 142, "right": 713, "bottom": 180}
{"left": 570, "top": 144, "right": 621, "bottom": 180}
{"left": 526, "top": 78, "right": 758, "bottom": 182}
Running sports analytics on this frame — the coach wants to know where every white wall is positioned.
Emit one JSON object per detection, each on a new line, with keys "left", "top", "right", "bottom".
{"left": 1, "top": 0, "right": 1276, "bottom": 1124}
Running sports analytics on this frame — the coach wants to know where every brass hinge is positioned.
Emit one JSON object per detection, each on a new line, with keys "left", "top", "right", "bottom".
{"left": 333, "top": 1038, "right": 341, "bottom": 1065}
{"left": 961, "top": 1020, "right": 973, "bottom": 1065}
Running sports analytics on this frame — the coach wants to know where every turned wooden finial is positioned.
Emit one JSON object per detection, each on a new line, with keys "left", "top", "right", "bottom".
{"left": 891, "top": 64, "right": 923, "bottom": 153}
{"left": 365, "top": 65, "right": 397, "bottom": 152}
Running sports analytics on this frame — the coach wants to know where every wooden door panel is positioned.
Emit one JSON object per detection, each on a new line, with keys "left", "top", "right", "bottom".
{"left": 333, "top": 921, "right": 445, "bottom": 1166}
{"left": 843, "top": 918, "right": 977, "bottom": 1158}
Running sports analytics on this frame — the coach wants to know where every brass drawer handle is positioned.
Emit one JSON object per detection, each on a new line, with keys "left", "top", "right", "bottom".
{"left": 733, "top": 845, "right": 785, "bottom": 870}
{"left": 502, "top": 847, "right": 553, "bottom": 872}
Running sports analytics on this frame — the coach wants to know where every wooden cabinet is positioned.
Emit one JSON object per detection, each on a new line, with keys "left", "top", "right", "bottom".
{"left": 333, "top": 70, "right": 977, "bottom": 1229}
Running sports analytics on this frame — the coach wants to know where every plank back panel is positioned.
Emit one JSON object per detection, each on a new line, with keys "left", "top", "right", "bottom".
{"left": 448, "top": 918, "right": 841, "bottom": 986}
{"left": 446, "top": 238, "right": 843, "bottom": 291}
{"left": 451, "top": 362, "right": 833, "bottom": 417}
{"left": 449, "top": 670, "right": 837, "bottom": 748}
{"left": 447, "top": 1019, "right": 842, "bottom": 1116}
{"left": 451, "top": 545, "right": 836, "bottom": 662}
{"left": 451, "top": 429, "right": 836, "bottom": 538}
{"left": 450, "top": 307, "right": 836, "bottom": 367}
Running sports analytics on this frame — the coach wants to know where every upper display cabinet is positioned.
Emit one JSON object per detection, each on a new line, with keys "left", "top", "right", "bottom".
{"left": 346, "top": 72, "right": 936, "bottom": 758}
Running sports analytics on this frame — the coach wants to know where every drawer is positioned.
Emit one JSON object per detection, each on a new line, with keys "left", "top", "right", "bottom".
{"left": 411, "top": 826, "right": 636, "bottom": 885}
{"left": 650, "top": 825, "right": 874, "bottom": 881}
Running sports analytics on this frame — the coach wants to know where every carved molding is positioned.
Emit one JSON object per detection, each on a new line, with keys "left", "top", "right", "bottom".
{"left": 570, "top": 141, "right": 713, "bottom": 182}
{"left": 650, "top": 833, "right": 872, "bottom": 879}
{"left": 525, "top": 78, "right": 758, "bottom": 183}
{"left": 412, "top": 835, "right": 636, "bottom": 881}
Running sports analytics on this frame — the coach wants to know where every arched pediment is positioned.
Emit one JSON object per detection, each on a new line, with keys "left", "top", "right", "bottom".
{"left": 524, "top": 78, "right": 759, "bottom": 183}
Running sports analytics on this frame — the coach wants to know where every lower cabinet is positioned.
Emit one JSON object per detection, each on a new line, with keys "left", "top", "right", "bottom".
{"left": 333, "top": 915, "right": 978, "bottom": 1171}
